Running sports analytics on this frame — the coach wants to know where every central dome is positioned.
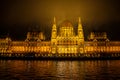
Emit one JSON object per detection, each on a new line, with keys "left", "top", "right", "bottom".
{"left": 61, "top": 20, "right": 73, "bottom": 28}
{"left": 59, "top": 20, "right": 75, "bottom": 37}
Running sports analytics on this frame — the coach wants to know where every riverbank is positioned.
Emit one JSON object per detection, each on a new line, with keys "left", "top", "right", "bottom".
{"left": 0, "top": 53, "right": 120, "bottom": 60}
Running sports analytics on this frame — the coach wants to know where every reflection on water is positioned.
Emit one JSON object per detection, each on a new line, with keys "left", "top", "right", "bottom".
{"left": 0, "top": 60, "right": 120, "bottom": 80}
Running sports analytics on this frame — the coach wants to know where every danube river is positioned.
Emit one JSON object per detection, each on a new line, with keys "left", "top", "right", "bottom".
{"left": 0, "top": 60, "right": 120, "bottom": 80}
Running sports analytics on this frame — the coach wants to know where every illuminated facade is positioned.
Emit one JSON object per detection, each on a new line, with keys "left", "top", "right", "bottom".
{"left": 0, "top": 17, "right": 120, "bottom": 58}
{"left": 51, "top": 17, "right": 84, "bottom": 54}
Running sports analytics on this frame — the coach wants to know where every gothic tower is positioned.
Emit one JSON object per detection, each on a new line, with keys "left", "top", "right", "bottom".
{"left": 51, "top": 17, "right": 57, "bottom": 39}
{"left": 51, "top": 17, "right": 57, "bottom": 53}
{"left": 78, "top": 17, "right": 84, "bottom": 41}
{"left": 78, "top": 17, "right": 84, "bottom": 53}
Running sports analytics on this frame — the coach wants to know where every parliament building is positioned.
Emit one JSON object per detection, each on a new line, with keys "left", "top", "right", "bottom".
{"left": 0, "top": 17, "right": 120, "bottom": 58}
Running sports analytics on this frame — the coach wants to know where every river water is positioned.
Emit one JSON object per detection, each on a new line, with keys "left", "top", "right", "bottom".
{"left": 0, "top": 60, "right": 120, "bottom": 80}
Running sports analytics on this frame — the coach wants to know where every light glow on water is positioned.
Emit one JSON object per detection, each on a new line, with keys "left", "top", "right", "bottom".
{"left": 0, "top": 60, "right": 120, "bottom": 80}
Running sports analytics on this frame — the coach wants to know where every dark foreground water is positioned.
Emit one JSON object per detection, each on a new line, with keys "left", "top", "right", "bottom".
{"left": 0, "top": 60, "right": 120, "bottom": 80}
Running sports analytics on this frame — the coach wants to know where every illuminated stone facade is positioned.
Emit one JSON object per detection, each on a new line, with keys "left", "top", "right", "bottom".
{"left": 0, "top": 17, "right": 120, "bottom": 56}
{"left": 51, "top": 17, "right": 84, "bottom": 54}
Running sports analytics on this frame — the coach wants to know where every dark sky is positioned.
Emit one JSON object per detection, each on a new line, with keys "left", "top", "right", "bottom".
{"left": 0, "top": 0, "right": 120, "bottom": 40}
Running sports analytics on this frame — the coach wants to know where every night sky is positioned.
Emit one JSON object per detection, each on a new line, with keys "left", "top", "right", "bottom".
{"left": 0, "top": 0, "right": 120, "bottom": 40}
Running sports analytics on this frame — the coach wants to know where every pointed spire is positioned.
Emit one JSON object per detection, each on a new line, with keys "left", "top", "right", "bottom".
{"left": 51, "top": 16, "right": 57, "bottom": 39}
{"left": 78, "top": 17, "right": 84, "bottom": 39}
{"left": 78, "top": 17, "right": 81, "bottom": 24}
{"left": 78, "top": 17, "right": 82, "bottom": 29}
{"left": 53, "top": 16, "right": 56, "bottom": 24}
